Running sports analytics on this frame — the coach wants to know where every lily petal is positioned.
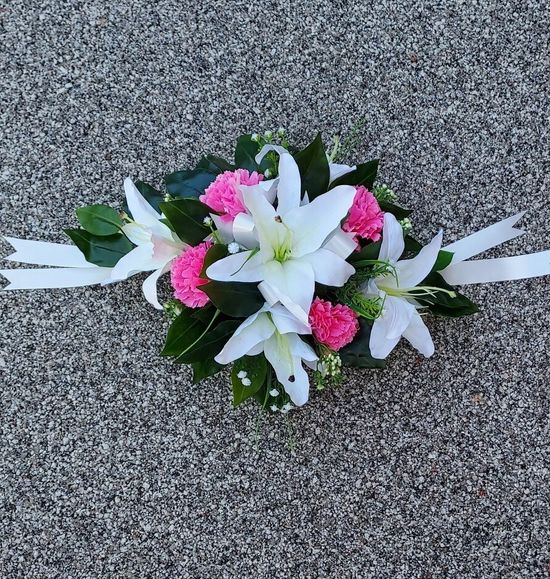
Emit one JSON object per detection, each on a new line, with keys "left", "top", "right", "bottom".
{"left": 283, "top": 185, "right": 356, "bottom": 258}
{"left": 379, "top": 213, "right": 405, "bottom": 263}
{"left": 298, "top": 248, "right": 355, "bottom": 287}
{"left": 270, "top": 303, "right": 311, "bottom": 335}
{"left": 395, "top": 230, "right": 443, "bottom": 288}
{"left": 206, "top": 249, "right": 265, "bottom": 283}
{"left": 232, "top": 212, "right": 258, "bottom": 249}
{"left": 263, "top": 333, "right": 311, "bottom": 406}
{"left": 215, "top": 311, "right": 275, "bottom": 364}
{"left": 124, "top": 178, "right": 161, "bottom": 228}
{"left": 369, "top": 295, "right": 415, "bottom": 359}
{"left": 256, "top": 145, "right": 301, "bottom": 214}
{"left": 402, "top": 311, "right": 435, "bottom": 357}
{"left": 108, "top": 243, "right": 156, "bottom": 282}
{"left": 210, "top": 214, "right": 235, "bottom": 244}
{"left": 142, "top": 261, "right": 171, "bottom": 310}
{"left": 262, "top": 259, "right": 314, "bottom": 322}
{"left": 322, "top": 228, "right": 357, "bottom": 259}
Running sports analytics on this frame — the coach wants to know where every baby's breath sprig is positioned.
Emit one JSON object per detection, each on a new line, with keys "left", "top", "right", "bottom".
{"left": 313, "top": 346, "right": 343, "bottom": 390}
{"left": 372, "top": 183, "right": 396, "bottom": 203}
{"left": 163, "top": 299, "right": 184, "bottom": 321}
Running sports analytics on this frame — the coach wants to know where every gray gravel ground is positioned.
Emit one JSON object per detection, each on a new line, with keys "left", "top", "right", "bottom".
{"left": 1, "top": 0, "right": 549, "bottom": 577}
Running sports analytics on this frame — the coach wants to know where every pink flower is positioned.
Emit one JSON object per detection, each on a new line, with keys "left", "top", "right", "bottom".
{"left": 200, "top": 169, "right": 264, "bottom": 220}
{"left": 343, "top": 186, "right": 384, "bottom": 242}
{"left": 309, "top": 297, "right": 360, "bottom": 351}
{"left": 170, "top": 241, "right": 212, "bottom": 308}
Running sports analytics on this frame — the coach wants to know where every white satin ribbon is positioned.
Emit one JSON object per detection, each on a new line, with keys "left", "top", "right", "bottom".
{"left": 441, "top": 212, "right": 550, "bottom": 285}
{"left": 0, "top": 266, "right": 113, "bottom": 290}
{"left": 1, "top": 236, "right": 112, "bottom": 291}
{"left": 232, "top": 213, "right": 257, "bottom": 249}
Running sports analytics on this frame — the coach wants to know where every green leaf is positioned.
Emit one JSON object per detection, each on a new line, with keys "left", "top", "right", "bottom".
{"left": 190, "top": 358, "right": 224, "bottom": 383}
{"left": 378, "top": 200, "right": 412, "bottom": 220}
{"left": 160, "top": 308, "right": 210, "bottom": 357}
{"left": 432, "top": 250, "right": 454, "bottom": 272}
{"left": 201, "top": 280, "right": 265, "bottom": 318}
{"left": 293, "top": 133, "right": 330, "bottom": 199}
{"left": 178, "top": 320, "right": 240, "bottom": 364}
{"left": 234, "top": 134, "right": 260, "bottom": 172}
{"left": 159, "top": 198, "right": 210, "bottom": 245}
{"left": 200, "top": 244, "right": 228, "bottom": 277}
{"left": 164, "top": 169, "right": 217, "bottom": 198}
{"left": 231, "top": 355, "right": 267, "bottom": 407}
{"left": 76, "top": 205, "right": 123, "bottom": 236}
{"left": 331, "top": 159, "right": 379, "bottom": 189}
{"left": 135, "top": 180, "right": 165, "bottom": 213}
{"left": 196, "top": 155, "right": 234, "bottom": 174}
{"left": 416, "top": 272, "right": 480, "bottom": 317}
{"left": 348, "top": 241, "right": 381, "bottom": 263}
{"left": 404, "top": 235, "right": 423, "bottom": 255}
{"left": 340, "top": 319, "right": 386, "bottom": 368}
{"left": 64, "top": 229, "right": 133, "bottom": 267}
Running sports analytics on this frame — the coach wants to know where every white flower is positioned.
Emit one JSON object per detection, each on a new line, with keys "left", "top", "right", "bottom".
{"left": 280, "top": 402, "right": 293, "bottom": 414}
{"left": 241, "top": 377, "right": 252, "bottom": 387}
{"left": 215, "top": 303, "right": 317, "bottom": 406}
{"left": 227, "top": 242, "right": 240, "bottom": 254}
{"left": 269, "top": 388, "right": 280, "bottom": 397}
{"left": 363, "top": 213, "right": 443, "bottom": 359}
{"left": 207, "top": 145, "right": 357, "bottom": 324}
{"left": 237, "top": 370, "right": 247, "bottom": 379}
{"left": 203, "top": 216, "right": 213, "bottom": 226}
{"left": 270, "top": 405, "right": 279, "bottom": 412}
{"left": 106, "top": 178, "right": 185, "bottom": 309}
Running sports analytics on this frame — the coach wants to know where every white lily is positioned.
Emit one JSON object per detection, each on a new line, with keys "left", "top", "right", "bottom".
{"left": 364, "top": 213, "right": 443, "bottom": 359}
{"left": 206, "top": 146, "right": 357, "bottom": 324}
{"left": 215, "top": 303, "right": 317, "bottom": 406}
{"left": 106, "top": 178, "right": 186, "bottom": 309}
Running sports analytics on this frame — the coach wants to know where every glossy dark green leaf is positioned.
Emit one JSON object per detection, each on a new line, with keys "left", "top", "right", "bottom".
{"left": 293, "top": 133, "right": 330, "bottom": 199}
{"left": 160, "top": 308, "right": 209, "bottom": 357}
{"left": 432, "top": 250, "right": 454, "bottom": 271}
{"left": 348, "top": 241, "right": 381, "bottom": 263}
{"left": 64, "top": 229, "right": 134, "bottom": 267}
{"left": 416, "top": 272, "right": 480, "bottom": 317}
{"left": 378, "top": 200, "right": 412, "bottom": 220}
{"left": 234, "top": 134, "right": 260, "bottom": 172}
{"left": 164, "top": 169, "right": 217, "bottom": 198}
{"left": 190, "top": 358, "right": 224, "bottom": 383}
{"left": 196, "top": 155, "right": 234, "bottom": 174}
{"left": 76, "top": 205, "right": 123, "bottom": 236}
{"left": 200, "top": 243, "right": 228, "bottom": 277}
{"left": 231, "top": 355, "right": 267, "bottom": 407}
{"left": 135, "top": 180, "right": 165, "bottom": 213}
{"left": 159, "top": 198, "right": 210, "bottom": 245}
{"left": 340, "top": 319, "right": 386, "bottom": 368}
{"left": 178, "top": 320, "right": 240, "bottom": 364}
{"left": 331, "top": 159, "right": 379, "bottom": 190}
{"left": 200, "top": 280, "right": 264, "bottom": 318}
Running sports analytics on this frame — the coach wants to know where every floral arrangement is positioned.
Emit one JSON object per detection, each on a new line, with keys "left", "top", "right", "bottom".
{"left": 2, "top": 130, "right": 549, "bottom": 413}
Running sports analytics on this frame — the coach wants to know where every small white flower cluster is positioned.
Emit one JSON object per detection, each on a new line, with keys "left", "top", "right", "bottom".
{"left": 270, "top": 402, "right": 293, "bottom": 414}
{"left": 203, "top": 216, "right": 213, "bottom": 227}
{"left": 400, "top": 217, "right": 412, "bottom": 234}
{"left": 237, "top": 370, "right": 251, "bottom": 387}
{"left": 324, "top": 352, "right": 342, "bottom": 377}
{"left": 227, "top": 242, "right": 240, "bottom": 254}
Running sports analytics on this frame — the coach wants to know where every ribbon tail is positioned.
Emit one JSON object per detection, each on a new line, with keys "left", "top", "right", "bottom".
{"left": 0, "top": 267, "right": 113, "bottom": 290}
{"left": 444, "top": 212, "right": 526, "bottom": 263}
{"left": 440, "top": 251, "right": 550, "bottom": 285}
{"left": 3, "top": 236, "right": 95, "bottom": 267}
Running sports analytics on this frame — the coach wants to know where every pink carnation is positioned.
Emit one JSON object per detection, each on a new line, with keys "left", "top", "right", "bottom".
{"left": 343, "top": 186, "right": 384, "bottom": 242}
{"left": 200, "top": 169, "right": 264, "bottom": 220}
{"left": 309, "top": 297, "right": 359, "bottom": 351}
{"left": 170, "top": 241, "right": 212, "bottom": 308}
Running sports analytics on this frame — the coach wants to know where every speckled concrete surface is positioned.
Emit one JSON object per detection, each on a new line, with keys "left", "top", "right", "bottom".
{"left": 1, "top": 1, "right": 549, "bottom": 577}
